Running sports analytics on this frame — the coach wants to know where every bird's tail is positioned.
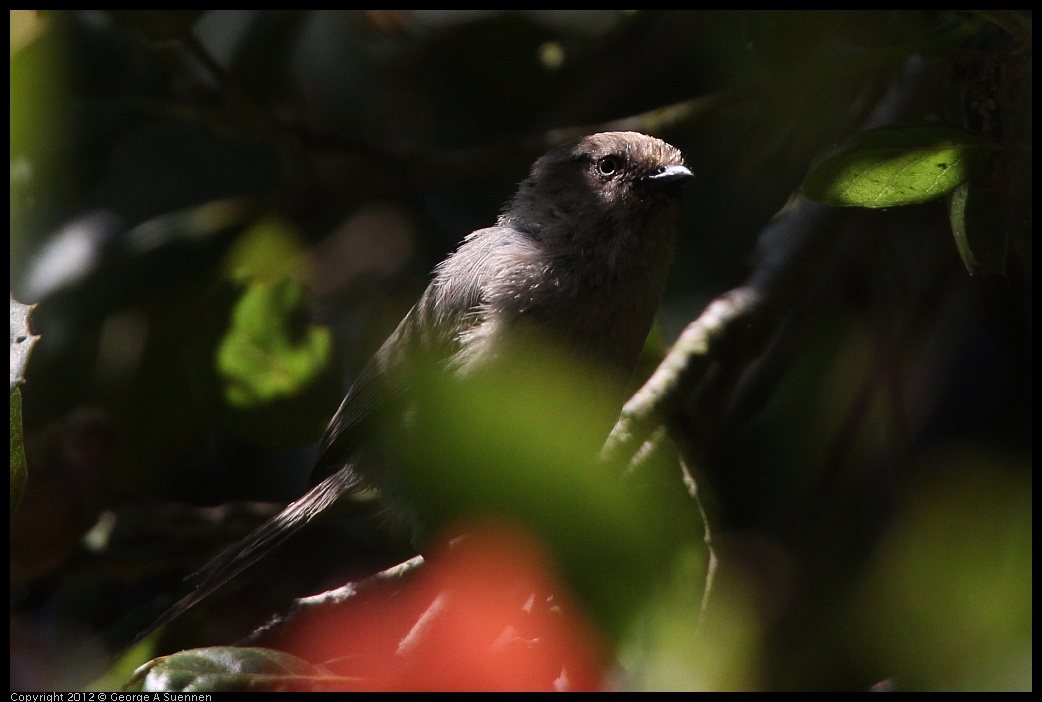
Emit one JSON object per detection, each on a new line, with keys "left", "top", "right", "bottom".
{"left": 125, "top": 467, "right": 363, "bottom": 652}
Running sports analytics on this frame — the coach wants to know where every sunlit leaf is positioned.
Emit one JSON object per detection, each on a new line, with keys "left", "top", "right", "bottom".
{"left": 803, "top": 125, "right": 987, "bottom": 207}
{"left": 215, "top": 277, "right": 333, "bottom": 409}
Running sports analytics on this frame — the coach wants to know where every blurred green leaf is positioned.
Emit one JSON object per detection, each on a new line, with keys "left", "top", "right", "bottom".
{"left": 398, "top": 334, "right": 694, "bottom": 641}
{"left": 222, "top": 214, "right": 310, "bottom": 283}
{"left": 125, "top": 646, "right": 329, "bottom": 692}
{"left": 216, "top": 277, "right": 333, "bottom": 409}
{"left": 86, "top": 633, "right": 157, "bottom": 692}
{"left": 209, "top": 222, "right": 341, "bottom": 447}
{"left": 621, "top": 543, "right": 759, "bottom": 691}
{"left": 948, "top": 181, "right": 1008, "bottom": 276}
{"left": 802, "top": 125, "right": 988, "bottom": 207}
{"left": 850, "top": 459, "right": 1031, "bottom": 690}
{"left": 9, "top": 11, "right": 67, "bottom": 172}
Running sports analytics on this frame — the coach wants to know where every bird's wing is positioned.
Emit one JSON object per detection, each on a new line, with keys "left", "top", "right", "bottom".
{"left": 311, "top": 227, "right": 509, "bottom": 484}
{"left": 126, "top": 227, "right": 510, "bottom": 651}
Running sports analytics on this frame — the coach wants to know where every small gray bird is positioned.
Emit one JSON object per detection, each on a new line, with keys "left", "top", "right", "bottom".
{"left": 134, "top": 131, "right": 692, "bottom": 645}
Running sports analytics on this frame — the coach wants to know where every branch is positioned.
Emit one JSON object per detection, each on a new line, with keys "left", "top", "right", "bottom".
{"left": 240, "top": 555, "right": 425, "bottom": 645}
{"left": 603, "top": 198, "right": 846, "bottom": 474}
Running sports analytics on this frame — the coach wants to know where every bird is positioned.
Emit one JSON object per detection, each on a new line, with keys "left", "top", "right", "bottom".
{"left": 131, "top": 131, "right": 692, "bottom": 648}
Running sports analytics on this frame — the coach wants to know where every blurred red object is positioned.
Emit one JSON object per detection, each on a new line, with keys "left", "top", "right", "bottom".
{"left": 286, "top": 518, "right": 606, "bottom": 691}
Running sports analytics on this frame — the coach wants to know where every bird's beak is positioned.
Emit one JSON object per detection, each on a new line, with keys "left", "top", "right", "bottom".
{"left": 640, "top": 164, "right": 694, "bottom": 195}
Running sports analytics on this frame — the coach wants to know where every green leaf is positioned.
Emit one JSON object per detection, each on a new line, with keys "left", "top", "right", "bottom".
{"left": 222, "top": 214, "right": 310, "bottom": 283}
{"left": 86, "top": 632, "right": 158, "bottom": 692}
{"left": 802, "top": 125, "right": 987, "bottom": 207}
{"left": 949, "top": 182, "right": 1008, "bottom": 276}
{"left": 124, "top": 646, "right": 335, "bottom": 692}
{"left": 215, "top": 277, "right": 333, "bottom": 409}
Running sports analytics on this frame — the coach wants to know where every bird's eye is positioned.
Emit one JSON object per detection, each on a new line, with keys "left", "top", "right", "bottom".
{"left": 596, "top": 155, "right": 620, "bottom": 176}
